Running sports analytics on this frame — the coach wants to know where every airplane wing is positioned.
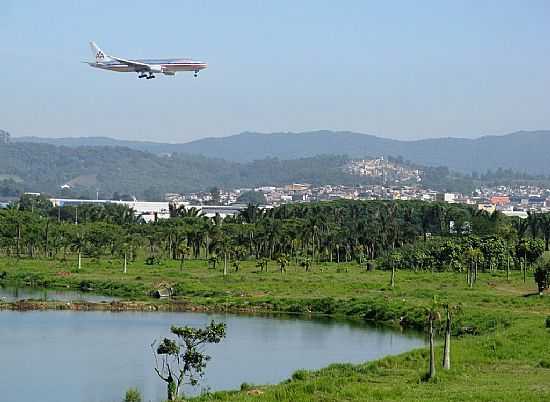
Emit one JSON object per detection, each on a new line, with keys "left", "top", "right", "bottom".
{"left": 108, "top": 55, "right": 153, "bottom": 71}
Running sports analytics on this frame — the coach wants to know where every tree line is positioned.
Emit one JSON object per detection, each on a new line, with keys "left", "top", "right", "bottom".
{"left": 1, "top": 195, "right": 550, "bottom": 285}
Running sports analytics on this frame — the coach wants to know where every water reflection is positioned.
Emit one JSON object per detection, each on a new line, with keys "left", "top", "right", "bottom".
{"left": 0, "top": 285, "right": 117, "bottom": 303}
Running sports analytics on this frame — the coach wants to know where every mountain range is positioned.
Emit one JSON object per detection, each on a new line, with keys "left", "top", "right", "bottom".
{"left": 14, "top": 130, "right": 550, "bottom": 174}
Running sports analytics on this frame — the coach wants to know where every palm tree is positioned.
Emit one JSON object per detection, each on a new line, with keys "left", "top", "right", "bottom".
{"left": 511, "top": 217, "right": 529, "bottom": 240}
{"left": 389, "top": 251, "right": 402, "bottom": 288}
{"left": 442, "top": 303, "right": 460, "bottom": 370}
{"left": 537, "top": 213, "right": 550, "bottom": 251}
{"left": 177, "top": 243, "right": 191, "bottom": 272}
{"left": 426, "top": 300, "right": 440, "bottom": 380}
{"left": 300, "top": 256, "right": 312, "bottom": 272}
{"left": 277, "top": 254, "right": 289, "bottom": 274}
{"left": 527, "top": 211, "right": 539, "bottom": 240}
{"left": 465, "top": 247, "right": 483, "bottom": 287}
{"left": 69, "top": 226, "right": 86, "bottom": 270}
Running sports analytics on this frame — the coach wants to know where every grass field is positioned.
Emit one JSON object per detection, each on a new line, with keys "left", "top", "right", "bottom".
{"left": 1, "top": 256, "right": 550, "bottom": 401}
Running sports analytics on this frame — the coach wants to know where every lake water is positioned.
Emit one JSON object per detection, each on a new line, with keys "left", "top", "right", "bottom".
{"left": 0, "top": 286, "right": 117, "bottom": 303}
{"left": 0, "top": 310, "right": 425, "bottom": 402}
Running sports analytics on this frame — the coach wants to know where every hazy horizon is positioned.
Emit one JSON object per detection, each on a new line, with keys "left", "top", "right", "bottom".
{"left": 10, "top": 128, "right": 550, "bottom": 145}
{"left": 2, "top": 1, "right": 549, "bottom": 142}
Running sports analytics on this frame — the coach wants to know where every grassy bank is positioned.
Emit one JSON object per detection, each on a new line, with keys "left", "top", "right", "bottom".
{"left": 1, "top": 256, "right": 549, "bottom": 401}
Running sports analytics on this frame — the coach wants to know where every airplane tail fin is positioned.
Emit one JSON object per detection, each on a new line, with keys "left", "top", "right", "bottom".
{"left": 90, "top": 41, "right": 112, "bottom": 63}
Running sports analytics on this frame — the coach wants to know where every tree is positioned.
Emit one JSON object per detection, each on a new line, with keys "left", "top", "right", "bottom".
{"left": 442, "top": 303, "right": 460, "bottom": 370}
{"left": 69, "top": 226, "right": 86, "bottom": 270}
{"left": 511, "top": 217, "right": 528, "bottom": 240}
{"left": 527, "top": 211, "right": 539, "bottom": 240}
{"left": 231, "top": 245, "right": 246, "bottom": 272}
{"left": 115, "top": 237, "right": 132, "bottom": 274}
{"left": 300, "top": 256, "right": 312, "bottom": 272}
{"left": 277, "top": 254, "right": 289, "bottom": 274}
{"left": 537, "top": 213, "right": 550, "bottom": 251}
{"left": 389, "top": 251, "right": 401, "bottom": 288}
{"left": 256, "top": 257, "right": 269, "bottom": 272}
{"left": 465, "top": 247, "right": 483, "bottom": 288}
{"left": 17, "top": 193, "right": 52, "bottom": 216}
{"left": 123, "top": 388, "right": 142, "bottom": 402}
{"left": 425, "top": 301, "right": 440, "bottom": 380}
{"left": 153, "top": 321, "right": 226, "bottom": 401}
{"left": 177, "top": 243, "right": 192, "bottom": 272}
{"left": 534, "top": 256, "right": 550, "bottom": 296}
{"left": 516, "top": 239, "right": 545, "bottom": 283}
{"left": 237, "top": 192, "right": 266, "bottom": 205}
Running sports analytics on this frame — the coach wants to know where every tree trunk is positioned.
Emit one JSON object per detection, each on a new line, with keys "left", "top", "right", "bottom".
{"left": 443, "top": 309, "right": 451, "bottom": 370}
{"left": 167, "top": 376, "right": 177, "bottom": 401}
{"left": 429, "top": 317, "right": 436, "bottom": 379}
{"left": 391, "top": 266, "right": 395, "bottom": 288}
{"left": 223, "top": 252, "right": 227, "bottom": 276}
{"left": 506, "top": 255, "right": 510, "bottom": 281}
{"left": 123, "top": 252, "right": 127, "bottom": 274}
{"left": 78, "top": 251, "right": 82, "bottom": 270}
{"left": 45, "top": 220, "right": 50, "bottom": 258}
{"left": 16, "top": 223, "right": 21, "bottom": 258}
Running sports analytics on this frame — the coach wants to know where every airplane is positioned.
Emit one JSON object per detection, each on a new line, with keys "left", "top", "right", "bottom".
{"left": 85, "top": 42, "right": 207, "bottom": 79}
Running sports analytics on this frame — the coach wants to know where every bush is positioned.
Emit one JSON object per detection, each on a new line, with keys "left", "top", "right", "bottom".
{"left": 545, "top": 316, "right": 550, "bottom": 329}
{"left": 145, "top": 255, "right": 161, "bottom": 265}
{"left": 123, "top": 388, "right": 142, "bottom": 402}
{"left": 240, "top": 382, "right": 254, "bottom": 391}
{"left": 291, "top": 370, "right": 309, "bottom": 381}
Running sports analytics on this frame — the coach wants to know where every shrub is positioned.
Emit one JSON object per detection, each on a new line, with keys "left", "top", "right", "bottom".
{"left": 145, "top": 255, "right": 161, "bottom": 265}
{"left": 240, "top": 382, "right": 254, "bottom": 391}
{"left": 123, "top": 388, "right": 142, "bottom": 402}
{"left": 545, "top": 316, "right": 550, "bottom": 329}
{"left": 291, "top": 370, "right": 309, "bottom": 381}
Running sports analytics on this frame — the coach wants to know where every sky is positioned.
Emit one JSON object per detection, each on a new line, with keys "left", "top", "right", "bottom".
{"left": 1, "top": 0, "right": 549, "bottom": 143}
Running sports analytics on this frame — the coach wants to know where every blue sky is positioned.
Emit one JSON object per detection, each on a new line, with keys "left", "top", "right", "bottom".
{"left": 1, "top": 0, "right": 549, "bottom": 142}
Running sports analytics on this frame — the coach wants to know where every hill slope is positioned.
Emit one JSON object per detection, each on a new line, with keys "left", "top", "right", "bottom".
{"left": 15, "top": 130, "right": 550, "bottom": 174}
{"left": 0, "top": 142, "right": 383, "bottom": 199}
{"left": 178, "top": 130, "right": 550, "bottom": 174}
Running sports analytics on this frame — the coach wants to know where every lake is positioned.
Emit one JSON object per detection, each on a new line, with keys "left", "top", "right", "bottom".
{"left": 0, "top": 310, "right": 424, "bottom": 402}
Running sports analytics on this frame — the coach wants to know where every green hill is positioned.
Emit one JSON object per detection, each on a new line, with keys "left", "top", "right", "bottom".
{"left": 15, "top": 130, "right": 550, "bottom": 174}
{"left": 0, "top": 142, "right": 378, "bottom": 199}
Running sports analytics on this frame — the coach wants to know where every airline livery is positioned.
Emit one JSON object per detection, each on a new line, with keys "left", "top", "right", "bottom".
{"left": 85, "top": 42, "right": 207, "bottom": 79}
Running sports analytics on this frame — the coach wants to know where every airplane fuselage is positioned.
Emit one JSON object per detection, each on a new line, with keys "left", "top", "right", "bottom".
{"left": 92, "top": 58, "right": 208, "bottom": 73}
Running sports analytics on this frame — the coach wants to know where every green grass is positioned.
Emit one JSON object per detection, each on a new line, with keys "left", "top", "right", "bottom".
{"left": 1, "top": 256, "right": 550, "bottom": 401}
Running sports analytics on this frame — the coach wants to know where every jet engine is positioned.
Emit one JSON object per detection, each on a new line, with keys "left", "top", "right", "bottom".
{"left": 148, "top": 65, "right": 163, "bottom": 73}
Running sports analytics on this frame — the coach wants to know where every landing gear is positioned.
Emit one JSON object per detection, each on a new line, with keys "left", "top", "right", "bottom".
{"left": 146, "top": 73, "right": 155, "bottom": 80}
{"left": 138, "top": 72, "right": 147, "bottom": 79}
{"left": 194, "top": 70, "right": 199, "bottom": 78}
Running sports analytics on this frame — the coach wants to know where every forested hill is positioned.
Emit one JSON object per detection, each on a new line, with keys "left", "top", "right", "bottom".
{"left": 14, "top": 130, "right": 550, "bottom": 174}
{"left": 0, "top": 141, "right": 394, "bottom": 199}
{"left": 172, "top": 130, "right": 550, "bottom": 174}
